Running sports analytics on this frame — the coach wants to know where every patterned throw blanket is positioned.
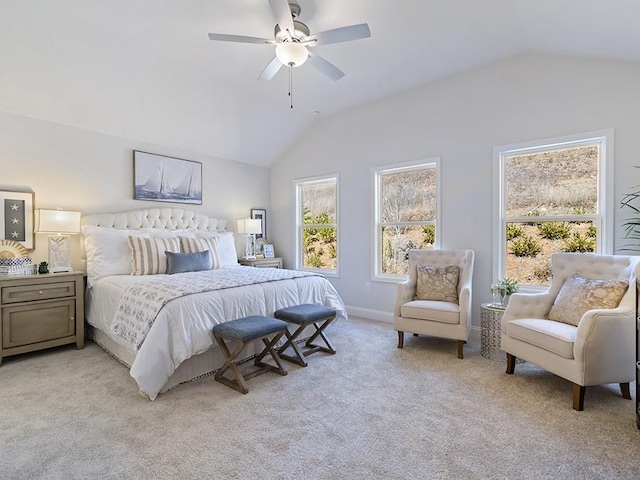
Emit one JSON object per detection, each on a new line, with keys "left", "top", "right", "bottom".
{"left": 111, "top": 268, "right": 318, "bottom": 349}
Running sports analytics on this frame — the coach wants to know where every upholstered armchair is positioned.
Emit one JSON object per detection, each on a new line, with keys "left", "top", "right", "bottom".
{"left": 501, "top": 252, "right": 640, "bottom": 411}
{"left": 394, "top": 249, "right": 475, "bottom": 359}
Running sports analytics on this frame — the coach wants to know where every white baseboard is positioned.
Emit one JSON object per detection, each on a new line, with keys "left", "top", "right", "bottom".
{"left": 345, "top": 305, "right": 393, "bottom": 323}
{"left": 344, "top": 304, "right": 481, "bottom": 344}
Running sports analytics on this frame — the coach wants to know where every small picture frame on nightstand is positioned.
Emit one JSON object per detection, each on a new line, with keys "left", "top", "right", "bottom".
{"left": 264, "top": 244, "right": 275, "bottom": 258}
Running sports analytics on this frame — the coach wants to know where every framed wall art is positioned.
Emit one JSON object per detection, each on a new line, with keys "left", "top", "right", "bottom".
{"left": 133, "top": 150, "right": 202, "bottom": 205}
{"left": 251, "top": 208, "right": 267, "bottom": 240}
{"left": 0, "top": 190, "right": 35, "bottom": 250}
{"left": 263, "top": 244, "right": 275, "bottom": 258}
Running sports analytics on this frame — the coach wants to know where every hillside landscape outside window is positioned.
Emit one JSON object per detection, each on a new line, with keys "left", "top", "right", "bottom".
{"left": 495, "top": 131, "right": 612, "bottom": 287}
{"left": 374, "top": 160, "right": 439, "bottom": 279}
{"left": 296, "top": 175, "right": 338, "bottom": 274}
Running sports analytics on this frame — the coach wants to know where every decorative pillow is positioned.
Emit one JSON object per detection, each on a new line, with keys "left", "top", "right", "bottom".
{"left": 415, "top": 264, "right": 460, "bottom": 303}
{"left": 128, "top": 236, "right": 180, "bottom": 275}
{"left": 166, "top": 250, "right": 213, "bottom": 274}
{"left": 548, "top": 274, "right": 628, "bottom": 326}
{"left": 82, "top": 225, "right": 149, "bottom": 286}
{"left": 179, "top": 236, "right": 222, "bottom": 269}
{"left": 196, "top": 231, "right": 238, "bottom": 266}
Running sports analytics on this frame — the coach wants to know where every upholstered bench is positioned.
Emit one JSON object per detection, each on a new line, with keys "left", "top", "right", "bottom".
{"left": 274, "top": 304, "right": 337, "bottom": 367}
{"left": 212, "top": 316, "right": 289, "bottom": 394}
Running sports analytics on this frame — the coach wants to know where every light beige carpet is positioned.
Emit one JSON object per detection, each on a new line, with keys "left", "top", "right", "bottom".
{"left": 0, "top": 316, "right": 637, "bottom": 479}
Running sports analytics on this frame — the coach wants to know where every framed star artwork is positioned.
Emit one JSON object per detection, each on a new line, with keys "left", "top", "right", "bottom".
{"left": 0, "top": 190, "right": 35, "bottom": 250}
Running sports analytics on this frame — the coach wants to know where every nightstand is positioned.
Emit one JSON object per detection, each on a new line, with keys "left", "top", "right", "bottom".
{"left": 238, "top": 257, "right": 283, "bottom": 268}
{"left": 0, "top": 271, "right": 84, "bottom": 365}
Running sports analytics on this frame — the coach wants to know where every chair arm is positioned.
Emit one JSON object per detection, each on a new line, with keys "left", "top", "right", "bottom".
{"left": 574, "top": 305, "right": 636, "bottom": 366}
{"left": 458, "top": 285, "right": 472, "bottom": 327}
{"left": 501, "top": 291, "right": 556, "bottom": 330}
{"left": 394, "top": 280, "right": 414, "bottom": 316}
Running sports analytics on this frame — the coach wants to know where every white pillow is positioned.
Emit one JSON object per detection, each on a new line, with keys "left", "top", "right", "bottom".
{"left": 196, "top": 231, "right": 238, "bottom": 266}
{"left": 147, "top": 228, "right": 197, "bottom": 239}
{"left": 82, "top": 225, "right": 147, "bottom": 286}
{"left": 128, "top": 236, "right": 181, "bottom": 275}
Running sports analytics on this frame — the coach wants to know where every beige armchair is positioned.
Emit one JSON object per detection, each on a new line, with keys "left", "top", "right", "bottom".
{"left": 501, "top": 252, "right": 639, "bottom": 411}
{"left": 394, "top": 249, "right": 475, "bottom": 358}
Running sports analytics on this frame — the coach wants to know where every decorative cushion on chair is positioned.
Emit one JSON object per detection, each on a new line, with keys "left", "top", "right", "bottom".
{"left": 415, "top": 265, "right": 460, "bottom": 303}
{"left": 548, "top": 274, "right": 628, "bottom": 326}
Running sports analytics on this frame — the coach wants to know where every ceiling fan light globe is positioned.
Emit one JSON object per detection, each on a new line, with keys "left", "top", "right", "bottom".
{"left": 275, "top": 42, "right": 308, "bottom": 67}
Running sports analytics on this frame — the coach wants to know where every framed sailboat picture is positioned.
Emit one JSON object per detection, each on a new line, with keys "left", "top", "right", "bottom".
{"left": 133, "top": 151, "right": 202, "bottom": 205}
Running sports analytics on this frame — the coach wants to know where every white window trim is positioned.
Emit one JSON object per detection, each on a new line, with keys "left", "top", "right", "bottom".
{"left": 294, "top": 173, "right": 339, "bottom": 278}
{"left": 372, "top": 157, "right": 441, "bottom": 283}
{"left": 492, "top": 129, "right": 613, "bottom": 291}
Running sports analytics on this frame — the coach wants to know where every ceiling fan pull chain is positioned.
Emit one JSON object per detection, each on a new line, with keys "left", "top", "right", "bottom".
{"left": 289, "top": 64, "right": 294, "bottom": 109}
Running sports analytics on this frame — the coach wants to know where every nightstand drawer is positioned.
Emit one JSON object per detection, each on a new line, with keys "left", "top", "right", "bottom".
{"left": 1, "top": 281, "right": 76, "bottom": 304}
{"left": 2, "top": 300, "right": 76, "bottom": 348}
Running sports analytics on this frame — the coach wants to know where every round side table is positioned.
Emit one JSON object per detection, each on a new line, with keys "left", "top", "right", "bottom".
{"left": 480, "top": 303, "right": 505, "bottom": 359}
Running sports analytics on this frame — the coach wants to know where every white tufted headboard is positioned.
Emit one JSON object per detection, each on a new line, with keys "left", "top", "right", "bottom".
{"left": 81, "top": 207, "right": 227, "bottom": 232}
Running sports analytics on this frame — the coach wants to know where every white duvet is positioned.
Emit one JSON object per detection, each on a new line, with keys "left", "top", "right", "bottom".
{"left": 86, "top": 267, "right": 347, "bottom": 400}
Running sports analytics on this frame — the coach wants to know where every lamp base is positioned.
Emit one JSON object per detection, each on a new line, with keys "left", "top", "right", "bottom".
{"left": 50, "top": 266, "right": 73, "bottom": 273}
{"left": 48, "top": 235, "right": 73, "bottom": 274}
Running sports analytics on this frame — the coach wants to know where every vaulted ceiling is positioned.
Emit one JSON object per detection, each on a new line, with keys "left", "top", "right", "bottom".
{"left": 1, "top": 1, "right": 639, "bottom": 167}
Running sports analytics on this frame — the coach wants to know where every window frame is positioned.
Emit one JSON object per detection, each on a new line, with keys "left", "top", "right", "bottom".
{"left": 493, "top": 129, "right": 613, "bottom": 291}
{"left": 372, "top": 158, "right": 441, "bottom": 282}
{"left": 294, "top": 173, "right": 339, "bottom": 277}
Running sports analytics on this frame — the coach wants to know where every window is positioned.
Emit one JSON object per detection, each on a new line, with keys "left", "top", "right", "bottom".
{"left": 374, "top": 159, "right": 439, "bottom": 279}
{"left": 295, "top": 175, "right": 338, "bottom": 274}
{"left": 494, "top": 131, "right": 613, "bottom": 287}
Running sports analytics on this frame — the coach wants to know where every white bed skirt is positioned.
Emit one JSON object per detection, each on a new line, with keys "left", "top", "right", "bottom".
{"left": 88, "top": 325, "right": 264, "bottom": 397}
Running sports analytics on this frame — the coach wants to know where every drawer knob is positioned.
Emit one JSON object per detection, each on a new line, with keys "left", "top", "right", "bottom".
{"left": 38, "top": 290, "right": 44, "bottom": 295}
{"left": 70, "top": 316, "right": 75, "bottom": 321}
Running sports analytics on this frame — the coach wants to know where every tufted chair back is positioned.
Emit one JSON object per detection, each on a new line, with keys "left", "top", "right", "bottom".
{"left": 407, "top": 249, "right": 474, "bottom": 299}
{"left": 547, "top": 252, "right": 636, "bottom": 296}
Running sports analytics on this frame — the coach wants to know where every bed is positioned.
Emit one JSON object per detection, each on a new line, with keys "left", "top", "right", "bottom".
{"left": 82, "top": 207, "right": 346, "bottom": 400}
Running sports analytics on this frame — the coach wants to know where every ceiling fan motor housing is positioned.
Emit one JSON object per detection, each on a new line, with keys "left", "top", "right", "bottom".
{"left": 274, "top": 20, "right": 310, "bottom": 43}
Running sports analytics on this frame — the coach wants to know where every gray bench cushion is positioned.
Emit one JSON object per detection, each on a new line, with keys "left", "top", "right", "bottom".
{"left": 274, "top": 304, "right": 337, "bottom": 325}
{"left": 213, "top": 316, "right": 287, "bottom": 343}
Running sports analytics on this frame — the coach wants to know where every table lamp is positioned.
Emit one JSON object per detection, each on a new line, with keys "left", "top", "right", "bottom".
{"left": 35, "top": 209, "right": 82, "bottom": 273}
{"left": 237, "top": 218, "right": 262, "bottom": 260}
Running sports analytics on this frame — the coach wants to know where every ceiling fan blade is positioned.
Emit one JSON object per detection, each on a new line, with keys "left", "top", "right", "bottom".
{"left": 307, "top": 51, "right": 345, "bottom": 81}
{"left": 268, "top": 0, "right": 295, "bottom": 35}
{"left": 258, "top": 56, "right": 283, "bottom": 81}
{"left": 307, "top": 23, "right": 371, "bottom": 46}
{"left": 208, "top": 33, "right": 274, "bottom": 44}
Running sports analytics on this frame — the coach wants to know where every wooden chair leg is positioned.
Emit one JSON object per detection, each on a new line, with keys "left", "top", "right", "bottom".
{"left": 397, "top": 331, "right": 404, "bottom": 349}
{"left": 457, "top": 340, "right": 465, "bottom": 359}
{"left": 505, "top": 353, "right": 516, "bottom": 374}
{"left": 620, "top": 382, "right": 631, "bottom": 400}
{"left": 573, "top": 383, "right": 585, "bottom": 411}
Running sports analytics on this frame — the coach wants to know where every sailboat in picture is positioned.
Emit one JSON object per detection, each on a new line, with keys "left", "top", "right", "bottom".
{"left": 139, "top": 162, "right": 173, "bottom": 199}
{"left": 134, "top": 150, "right": 203, "bottom": 205}
{"left": 174, "top": 165, "right": 202, "bottom": 202}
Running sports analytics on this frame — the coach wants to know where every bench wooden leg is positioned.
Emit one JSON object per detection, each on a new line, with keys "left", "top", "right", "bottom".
{"left": 215, "top": 331, "right": 288, "bottom": 394}
{"left": 214, "top": 336, "right": 250, "bottom": 394}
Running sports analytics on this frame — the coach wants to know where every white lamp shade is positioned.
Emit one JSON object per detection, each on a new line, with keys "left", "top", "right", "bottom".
{"left": 237, "top": 218, "right": 262, "bottom": 235}
{"left": 276, "top": 42, "right": 308, "bottom": 67}
{"left": 36, "top": 209, "right": 82, "bottom": 234}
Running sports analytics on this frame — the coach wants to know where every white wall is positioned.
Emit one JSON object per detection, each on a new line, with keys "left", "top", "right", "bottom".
{"left": 0, "top": 111, "right": 270, "bottom": 270}
{"left": 270, "top": 53, "right": 640, "bottom": 326}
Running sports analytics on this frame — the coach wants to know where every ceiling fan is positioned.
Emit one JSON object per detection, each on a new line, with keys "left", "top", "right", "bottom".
{"left": 207, "top": 0, "right": 371, "bottom": 82}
